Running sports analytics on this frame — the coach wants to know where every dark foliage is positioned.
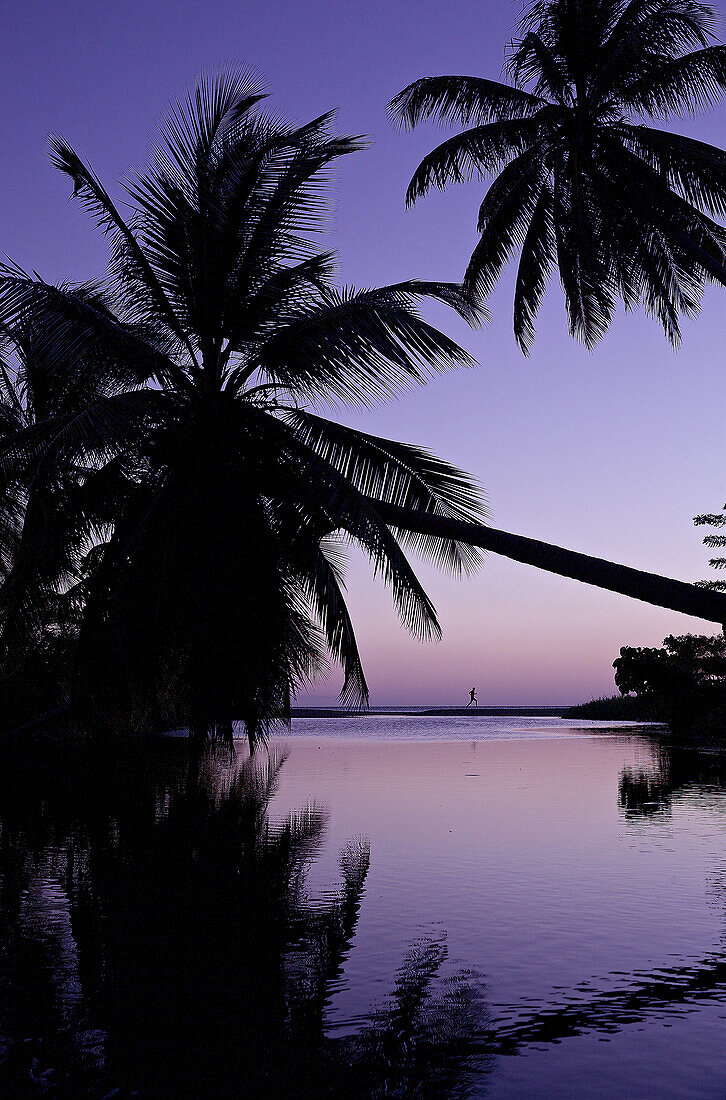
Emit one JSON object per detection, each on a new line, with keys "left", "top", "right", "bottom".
{"left": 614, "top": 631, "right": 726, "bottom": 733}
{"left": 694, "top": 502, "right": 726, "bottom": 590}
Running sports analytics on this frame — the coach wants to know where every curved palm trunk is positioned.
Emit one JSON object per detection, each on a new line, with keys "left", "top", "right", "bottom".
{"left": 374, "top": 501, "right": 726, "bottom": 628}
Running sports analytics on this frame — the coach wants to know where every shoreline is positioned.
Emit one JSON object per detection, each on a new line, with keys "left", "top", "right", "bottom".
{"left": 291, "top": 706, "right": 568, "bottom": 718}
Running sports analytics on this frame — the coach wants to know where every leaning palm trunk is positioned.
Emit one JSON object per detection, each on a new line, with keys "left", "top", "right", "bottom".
{"left": 377, "top": 502, "right": 726, "bottom": 628}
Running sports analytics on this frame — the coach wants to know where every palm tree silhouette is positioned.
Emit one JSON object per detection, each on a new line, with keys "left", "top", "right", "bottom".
{"left": 4, "top": 63, "right": 726, "bottom": 741}
{"left": 390, "top": 0, "right": 726, "bottom": 351}
{"left": 383, "top": 0, "right": 726, "bottom": 634}
{"left": 0, "top": 69, "right": 490, "bottom": 740}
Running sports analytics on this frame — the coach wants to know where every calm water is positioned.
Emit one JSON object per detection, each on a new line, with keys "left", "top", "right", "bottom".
{"left": 2, "top": 718, "right": 726, "bottom": 1096}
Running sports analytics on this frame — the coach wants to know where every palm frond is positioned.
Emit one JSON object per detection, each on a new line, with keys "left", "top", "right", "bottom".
{"left": 507, "top": 31, "right": 572, "bottom": 104}
{"left": 0, "top": 389, "right": 167, "bottom": 487}
{"left": 465, "top": 147, "right": 547, "bottom": 300}
{"left": 48, "top": 139, "right": 196, "bottom": 363}
{"left": 404, "top": 115, "right": 550, "bottom": 204}
{"left": 599, "top": 130, "right": 726, "bottom": 269}
{"left": 224, "top": 253, "right": 337, "bottom": 364}
{"left": 251, "top": 412, "right": 444, "bottom": 641}
{"left": 604, "top": 0, "right": 718, "bottom": 71}
{"left": 252, "top": 283, "right": 480, "bottom": 409}
{"left": 552, "top": 155, "right": 617, "bottom": 348}
{"left": 155, "top": 65, "right": 268, "bottom": 179}
{"left": 513, "top": 181, "right": 556, "bottom": 352}
{"left": 388, "top": 75, "right": 544, "bottom": 130}
{"left": 0, "top": 268, "right": 185, "bottom": 392}
{"left": 620, "top": 43, "right": 726, "bottom": 116}
{"left": 279, "top": 408, "right": 487, "bottom": 574}
{"left": 615, "top": 123, "right": 726, "bottom": 217}
{"left": 292, "top": 536, "right": 369, "bottom": 708}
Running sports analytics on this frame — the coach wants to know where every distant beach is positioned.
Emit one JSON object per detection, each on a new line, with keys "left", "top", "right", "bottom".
{"left": 291, "top": 706, "right": 567, "bottom": 718}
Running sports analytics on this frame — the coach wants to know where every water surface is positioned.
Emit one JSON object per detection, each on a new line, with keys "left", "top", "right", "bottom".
{"left": 1, "top": 718, "right": 726, "bottom": 1096}
{"left": 272, "top": 719, "right": 726, "bottom": 1097}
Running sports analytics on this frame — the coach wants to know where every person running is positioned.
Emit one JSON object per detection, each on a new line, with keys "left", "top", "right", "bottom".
{"left": 466, "top": 687, "right": 478, "bottom": 708}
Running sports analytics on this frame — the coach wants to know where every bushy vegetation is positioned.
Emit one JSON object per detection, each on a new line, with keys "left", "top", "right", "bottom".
{"left": 613, "top": 633, "right": 726, "bottom": 735}
{"left": 568, "top": 631, "right": 726, "bottom": 733}
{"left": 560, "top": 694, "right": 657, "bottom": 721}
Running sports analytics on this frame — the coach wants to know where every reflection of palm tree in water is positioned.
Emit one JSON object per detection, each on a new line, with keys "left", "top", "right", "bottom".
{"left": 466, "top": 686, "right": 478, "bottom": 707}
{"left": 6, "top": 736, "right": 726, "bottom": 1092}
{"left": 0, "top": 742, "right": 493, "bottom": 1098}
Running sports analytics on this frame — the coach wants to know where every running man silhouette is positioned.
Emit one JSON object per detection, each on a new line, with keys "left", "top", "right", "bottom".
{"left": 466, "top": 687, "right": 478, "bottom": 708}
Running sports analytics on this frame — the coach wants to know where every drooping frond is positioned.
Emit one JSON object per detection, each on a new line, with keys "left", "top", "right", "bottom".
{"left": 615, "top": 124, "right": 726, "bottom": 217}
{"left": 513, "top": 181, "right": 556, "bottom": 351}
{"left": 597, "top": 131, "right": 726, "bottom": 271}
{"left": 291, "top": 536, "right": 369, "bottom": 708}
{"left": 0, "top": 268, "right": 182, "bottom": 391}
{"left": 279, "top": 408, "right": 488, "bottom": 574}
{"left": 246, "top": 410, "right": 446, "bottom": 642}
{"left": 553, "top": 152, "right": 617, "bottom": 348}
{"left": 620, "top": 43, "right": 726, "bottom": 116}
{"left": 388, "top": 75, "right": 544, "bottom": 130}
{"left": 602, "top": 0, "right": 719, "bottom": 83}
{"left": 0, "top": 390, "right": 167, "bottom": 487}
{"left": 404, "top": 115, "right": 551, "bottom": 204}
{"left": 466, "top": 147, "right": 548, "bottom": 301}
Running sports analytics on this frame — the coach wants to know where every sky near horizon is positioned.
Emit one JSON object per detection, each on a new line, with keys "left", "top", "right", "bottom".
{"left": 3, "top": 0, "right": 726, "bottom": 705}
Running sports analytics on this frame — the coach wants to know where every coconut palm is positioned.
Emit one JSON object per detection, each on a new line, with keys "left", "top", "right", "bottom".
{"left": 390, "top": 0, "right": 726, "bottom": 351}
{"left": 4, "top": 70, "right": 726, "bottom": 742}
{"left": 0, "top": 69, "right": 490, "bottom": 740}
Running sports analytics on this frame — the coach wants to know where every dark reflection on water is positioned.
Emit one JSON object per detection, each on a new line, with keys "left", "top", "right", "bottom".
{"left": 3, "top": 728, "right": 726, "bottom": 1096}
{"left": 0, "top": 740, "right": 492, "bottom": 1097}
{"left": 619, "top": 736, "right": 726, "bottom": 818}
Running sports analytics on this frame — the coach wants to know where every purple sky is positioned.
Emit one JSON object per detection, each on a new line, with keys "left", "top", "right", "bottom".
{"left": 3, "top": 0, "right": 726, "bottom": 705}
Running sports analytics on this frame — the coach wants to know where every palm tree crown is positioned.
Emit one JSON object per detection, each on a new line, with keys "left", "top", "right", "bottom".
{"left": 390, "top": 0, "right": 726, "bottom": 351}
{"left": 0, "top": 69, "right": 487, "bottom": 740}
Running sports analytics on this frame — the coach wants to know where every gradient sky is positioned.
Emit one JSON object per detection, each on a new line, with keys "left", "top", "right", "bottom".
{"left": 3, "top": 0, "right": 726, "bottom": 704}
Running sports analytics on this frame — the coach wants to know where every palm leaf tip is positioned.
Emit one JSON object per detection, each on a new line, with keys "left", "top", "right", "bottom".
{"left": 48, "top": 137, "right": 97, "bottom": 200}
{"left": 389, "top": 279, "right": 489, "bottom": 327}
{"left": 387, "top": 81, "right": 424, "bottom": 130}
